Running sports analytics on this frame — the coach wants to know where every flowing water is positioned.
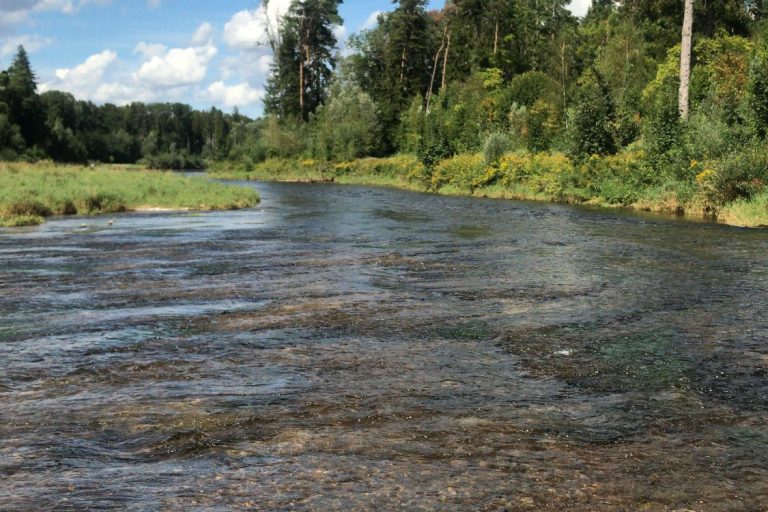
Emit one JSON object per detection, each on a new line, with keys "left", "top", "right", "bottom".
{"left": 1, "top": 181, "right": 767, "bottom": 511}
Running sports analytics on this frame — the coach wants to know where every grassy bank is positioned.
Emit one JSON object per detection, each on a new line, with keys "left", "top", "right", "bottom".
{"left": 0, "top": 162, "right": 259, "bottom": 227}
{"left": 209, "top": 152, "right": 768, "bottom": 227}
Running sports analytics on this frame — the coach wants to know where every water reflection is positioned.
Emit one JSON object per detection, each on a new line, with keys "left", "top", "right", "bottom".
{"left": 1, "top": 181, "right": 767, "bottom": 510}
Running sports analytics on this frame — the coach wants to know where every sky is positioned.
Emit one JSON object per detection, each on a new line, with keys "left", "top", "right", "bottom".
{"left": 0, "top": 0, "right": 592, "bottom": 117}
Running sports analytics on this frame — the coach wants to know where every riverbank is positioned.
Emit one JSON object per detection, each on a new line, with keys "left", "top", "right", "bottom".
{"left": 209, "top": 153, "right": 768, "bottom": 228}
{"left": 0, "top": 162, "right": 259, "bottom": 227}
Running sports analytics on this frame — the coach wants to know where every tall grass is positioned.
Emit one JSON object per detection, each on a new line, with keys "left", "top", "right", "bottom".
{"left": 0, "top": 162, "right": 259, "bottom": 227}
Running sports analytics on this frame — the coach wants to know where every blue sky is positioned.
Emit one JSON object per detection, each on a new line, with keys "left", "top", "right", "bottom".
{"left": 0, "top": 0, "right": 590, "bottom": 117}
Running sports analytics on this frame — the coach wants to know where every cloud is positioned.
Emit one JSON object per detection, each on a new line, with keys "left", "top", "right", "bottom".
{"left": 133, "top": 41, "right": 167, "bottom": 59}
{"left": 92, "top": 81, "right": 155, "bottom": 104}
{"left": 567, "top": 0, "right": 592, "bottom": 17}
{"left": 0, "top": 0, "right": 110, "bottom": 33}
{"left": 54, "top": 49, "right": 116, "bottom": 85}
{"left": 206, "top": 81, "right": 263, "bottom": 108}
{"left": 333, "top": 24, "right": 347, "bottom": 47}
{"left": 40, "top": 49, "right": 144, "bottom": 103}
{"left": 146, "top": 0, "right": 160, "bottom": 8}
{"left": 223, "top": 0, "right": 292, "bottom": 51}
{"left": 191, "top": 22, "right": 214, "bottom": 46}
{"left": 134, "top": 42, "right": 217, "bottom": 88}
{"left": 1, "top": 34, "right": 53, "bottom": 56}
{"left": 360, "top": 10, "right": 383, "bottom": 31}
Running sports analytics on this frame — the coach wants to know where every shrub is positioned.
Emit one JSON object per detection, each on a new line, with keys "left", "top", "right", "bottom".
{"left": 431, "top": 153, "right": 486, "bottom": 191}
{"left": 483, "top": 132, "right": 511, "bottom": 165}
{"left": 572, "top": 151, "right": 652, "bottom": 203}
{"left": 497, "top": 151, "right": 573, "bottom": 195}
{"left": 570, "top": 70, "right": 617, "bottom": 159}
{"left": 710, "top": 144, "right": 768, "bottom": 201}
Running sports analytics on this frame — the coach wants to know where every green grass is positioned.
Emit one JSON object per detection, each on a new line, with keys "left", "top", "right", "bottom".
{"left": 0, "top": 162, "right": 259, "bottom": 226}
{"left": 717, "top": 191, "right": 768, "bottom": 227}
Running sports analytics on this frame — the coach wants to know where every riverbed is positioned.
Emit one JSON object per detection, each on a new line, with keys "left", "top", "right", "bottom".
{"left": 1, "top": 181, "right": 766, "bottom": 510}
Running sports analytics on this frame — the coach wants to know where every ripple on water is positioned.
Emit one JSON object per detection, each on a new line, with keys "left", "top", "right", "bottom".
{"left": 1, "top": 181, "right": 767, "bottom": 510}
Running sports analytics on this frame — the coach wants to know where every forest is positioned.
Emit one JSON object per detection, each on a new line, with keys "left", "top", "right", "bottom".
{"left": 4, "top": 0, "right": 768, "bottom": 223}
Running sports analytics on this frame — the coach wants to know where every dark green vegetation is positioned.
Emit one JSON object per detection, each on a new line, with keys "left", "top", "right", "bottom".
{"left": 0, "top": 162, "right": 259, "bottom": 227}
{"left": 6, "top": 1, "right": 768, "bottom": 224}
{"left": 0, "top": 47, "right": 256, "bottom": 169}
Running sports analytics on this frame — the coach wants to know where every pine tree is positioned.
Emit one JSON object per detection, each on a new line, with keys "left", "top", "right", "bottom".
{"left": 6, "top": 46, "right": 43, "bottom": 148}
{"left": 265, "top": 0, "right": 342, "bottom": 121}
{"left": 386, "top": 0, "right": 435, "bottom": 106}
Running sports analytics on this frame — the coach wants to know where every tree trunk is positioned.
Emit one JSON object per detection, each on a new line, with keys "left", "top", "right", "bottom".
{"left": 298, "top": 15, "right": 305, "bottom": 120}
{"left": 679, "top": 0, "right": 694, "bottom": 120}
{"left": 400, "top": 47, "right": 407, "bottom": 84}
{"left": 493, "top": 21, "right": 499, "bottom": 56}
{"left": 427, "top": 26, "right": 448, "bottom": 112}
{"left": 441, "top": 29, "right": 451, "bottom": 91}
{"left": 299, "top": 53, "right": 304, "bottom": 119}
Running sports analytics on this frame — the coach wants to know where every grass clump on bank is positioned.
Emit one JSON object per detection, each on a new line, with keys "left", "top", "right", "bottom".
{"left": 0, "top": 162, "right": 259, "bottom": 227}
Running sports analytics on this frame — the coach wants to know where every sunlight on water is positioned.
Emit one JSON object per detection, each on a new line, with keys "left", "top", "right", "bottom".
{"left": 1, "top": 182, "right": 767, "bottom": 510}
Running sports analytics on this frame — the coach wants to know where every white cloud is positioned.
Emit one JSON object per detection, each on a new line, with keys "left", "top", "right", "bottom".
{"left": 191, "top": 22, "right": 214, "bottom": 46}
{"left": 567, "top": 0, "right": 592, "bottom": 17}
{"left": 92, "top": 81, "right": 154, "bottom": 104}
{"left": 361, "top": 10, "right": 383, "bottom": 31}
{"left": 206, "top": 81, "right": 263, "bottom": 108}
{"left": 133, "top": 41, "right": 166, "bottom": 59}
{"left": 223, "top": 0, "right": 292, "bottom": 51}
{"left": 0, "top": 0, "right": 110, "bottom": 32}
{"left": 333, "top": 24, "right": 347, "bottom": 47}
{"left": 40, "top": 49, "right": 149, "bottom": 105}
{"left": 146, "top": 0, "right": 161, "bottom": 8}
{"left": 54, "top": 49, "right": 116, "bottom": 84}
{"left": 134, "top": 42, "right": 217, "bottom": 88}
{"left": 1, "top": 34, "right": 53, "bottom": 56}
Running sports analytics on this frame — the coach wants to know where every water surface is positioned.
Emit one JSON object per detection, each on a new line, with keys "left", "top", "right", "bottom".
{"left": 1, "top": 182, "right": 767, "bottom": 510}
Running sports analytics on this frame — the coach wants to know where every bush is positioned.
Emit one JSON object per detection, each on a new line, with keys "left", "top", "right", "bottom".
{"left": 570, "top": 70, "right": 617, "bottom": 159}
{"left": 431, "top": 153, "right": 486, "bottom": 191}
{"left": 483, "top": 132, "right": 511, "bottom": 165}
{"left": 571, "top": 151, "right": 653, "bottom": 203}
{"left": 497, "top": 151, "right": 573, "bottom": 195}
{"left": 710, "top": 144, "right": 768, "bottom": 201}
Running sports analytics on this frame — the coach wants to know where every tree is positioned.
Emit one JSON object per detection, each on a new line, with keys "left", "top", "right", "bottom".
{"left": 571, "top": 69, "right": 617, "bottom": 158}
{"left": 265, "top": 0, "right": 342, "bottom": 121}
{"left": 679, "top": 0, "right": 694, "bottom": 120}
{"left": 6, "top": 46, "right": 43, "bottom": 148}
{"left": 311, "top": 73, "right": 382, "bottom": 160}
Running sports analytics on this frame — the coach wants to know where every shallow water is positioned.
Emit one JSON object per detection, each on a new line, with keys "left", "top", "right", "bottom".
{"left": 1, "top": 181, "right": 767, "bottom": 511}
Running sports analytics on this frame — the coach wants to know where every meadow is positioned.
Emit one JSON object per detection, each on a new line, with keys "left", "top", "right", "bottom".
{"left": 0, "top": 162, "right": 259, "bottom": 227}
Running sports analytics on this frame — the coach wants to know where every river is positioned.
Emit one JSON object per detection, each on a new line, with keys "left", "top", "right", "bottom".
{"left": 1, "top": 181, "right": 767, "bottom": 510}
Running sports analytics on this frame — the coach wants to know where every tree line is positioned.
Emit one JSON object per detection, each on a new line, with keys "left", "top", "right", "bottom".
{"left": 5, "top": 0, "right": 768, "bottom": 190}
{"left": 255, "top": 0, "right": 768, "bottom": 164}
{"left": 0, "top": 46, "right": 259, "bottom": 168}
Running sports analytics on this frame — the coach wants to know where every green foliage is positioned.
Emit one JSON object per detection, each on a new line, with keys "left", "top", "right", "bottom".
{"left": 642, "top": 47, "right": 682, "bottom": 160}
{"left": 692, "top": 33, "right": 753, "bottom": 124}
{"left": 310, "top": 75, "right": 381, "bottom": 160}
{"left": 570, "top": 70, "right": 617, "bottom": 159}
{"left": 709, "top": 143, "right": 768, "bottom": 201}
{"left": 431, "top": 153, "right": 486, "bottom": 191}
{"left": 483, "top": 132, "right": 511, "bottom": 165}
{"left": 265, "top": 0, "right": 342, "bottom": 121}
{"left": 259, "top": 116, "right": 308, "bottom": 159}
{"left": 507, "top": 71, "right": 560, "bottom": 108}
{"left": 749, "top": 46, "right": 768, "bottom": 138}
